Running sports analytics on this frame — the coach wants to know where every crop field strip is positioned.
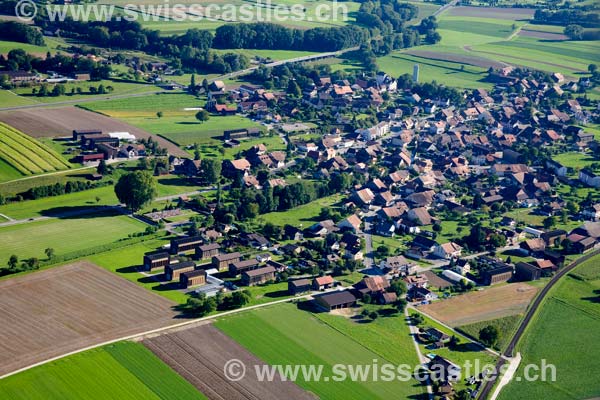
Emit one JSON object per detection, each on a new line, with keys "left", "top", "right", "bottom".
{"left": 0, "top": 341, "right": 207, "bottom": 399}
{"left": 0, "top": 261, "right": 179, "bottom": 376}
{"left": 143, "top": 323, "right": 315, "bottom": 400}
{"left": 0, "top": 123, "right": 71, "bottom": 175}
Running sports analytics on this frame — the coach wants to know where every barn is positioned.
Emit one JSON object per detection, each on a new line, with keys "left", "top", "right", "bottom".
{"left": 165, "top": 261, "right": 196, "bottom": 281}
{"left": 180, "top": 269, "right": 207, "bottom": 288}
{"left": 313, "top": 291, "right": 357, "bottom": 311}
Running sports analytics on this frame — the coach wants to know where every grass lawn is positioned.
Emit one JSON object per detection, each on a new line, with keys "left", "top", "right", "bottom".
{"left": 0, "top": 89, "right": 40, "bottom": 108}
{"left": 122, "top": 114, "right": 261, "bottom": 147}
{"left": 456, "top": 314, "right": 522, "bottom": 352}
{"left": 0, "top": 158, "right": 23, "bottom": 183}
{"left": 257, "top": 193, "right": 344, "bottom": 227}
{"left": 0, "top": 341, "right": 206, "bottom": 400}
{"left": 0, "top": 211, "right": 147, "bottom": 262}
{"left": 552, "top": 151, "right": 597, "bottom": 171}
{"left": 215, "top": 302, "right": 424, "bottom": 399}
{"left": 87, "top": 237, "right": 190, "bottom": 304}
{"left": 0, "top": 185, "right": 118, "bottom": 220}
{"left": 82, "top": 92, "right": 202, "bottom": 118}
{"left": 498, "top": 253, "right": 600, "bottom": 400}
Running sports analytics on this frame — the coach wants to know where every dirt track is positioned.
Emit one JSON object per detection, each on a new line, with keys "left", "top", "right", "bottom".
{"left": 144, "top": 324, "right": 316, "bottom": 400}
{"left": 0, "top": 261, "right": 179, "bottom": 376}
{"left": 419, "top": 283, "right": 538, "bottom": 326}
{"left": 0, "top": 106, "right": 188, "bottom": 157}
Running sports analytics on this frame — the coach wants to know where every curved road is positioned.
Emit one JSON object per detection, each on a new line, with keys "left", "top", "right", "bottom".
{"left": 480, "top": 248, "right": 600, "bottom": 399}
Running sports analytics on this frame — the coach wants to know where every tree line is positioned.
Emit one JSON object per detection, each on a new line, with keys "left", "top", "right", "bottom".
{"left": 0, "top": 21, "right": 45, "bottom": 46}
{"left": 533, "top": 9, "right": 599, "bottom": 28}
{"left": 213, "top": 23, "right": 369, "bottom": 52}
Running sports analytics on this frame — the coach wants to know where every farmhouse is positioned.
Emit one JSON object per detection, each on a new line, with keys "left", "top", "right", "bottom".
{"left": 429, "top": 355, "right": 461, "bottom": 382}
{"left": 180, "top": 269, "right": 207, "bottom": 288}
{"left": 288, "top": 278, "right": 312, "bottom": 295}
{"left": 170, "top": 235, "right": 203, "bottom": 254}
{"left": 433, "top": 242, "right": 463, "bottom": 260}
{"left": 164, "top": 261, "right": 196, "bottom": 281}
{"left": 212, "top": 252, "right": 242, "bottom": 271}
{"left": 313, "top": 290, "right": 357, "bottom": 311}
{"left": 313, "top": 275, "right": 335, "bottom": 291}
{"left": 143, "top": 251, "right": 170, "bottom": 271}
{"left": 229, "top": 259, "right": 260, "bottom": 277}
{"left": 353, "top": 276, "right": 390, "bottom": 298}
{"left": 196, "top": 243, "right": 221, "bottom": 259}
{"left": 241, "top": 266, "right": 276, "bottom": 286}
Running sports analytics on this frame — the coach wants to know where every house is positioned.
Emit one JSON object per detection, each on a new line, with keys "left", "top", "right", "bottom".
{"left": 583, "top": 204, "right": 600, "bottom": 221}
{"left": 164, "top": 261, "right": 196, "bottom": 281}
{"left": 540, "top": 230, "right": 567, "bottom": 247}
{"left": 421, "top": 328, "right": 450, "bottom": 347}
{"left": 337, "top": 214, "right": 362, "bottom": 232}
{"left": 143, "top": 251, "right": 170, "bottom": 271}
{"left": 170, "top": 236, "right": 203, "bottom": 254}
{"left": 313, "top": 290, "right": 357, "bottom": 311}
{"left": 212, "top": 252, "right": 242, "bottom": 271}
{"left": 520, "top": 238, "right": 546, "bottom": 256}
{"left": 380, "top": 255, "right": 417, "bottom": 275}
{"left": 433, "top": 242, "right": 462, "bottom": 260}
{"left": 313, "top": 275, "right": 335, "bottom": 291}
{"left": 353, "top": 276, "right": 390, "bottom": 298}
{"left": 411, "top": 235, "right": 438, "bottom": 253}
{"left": 288, "top": 278, "right": 312, "bottom": 295}
{"left": 429, "top": 355, "right": 461, "bottom": 382}
{"left": 241, "top": 233, "right": 270, "bottom": 249}
{"left": 196, "top": 243, "right": 221, "bottom": 259}
{"left": 407, "top": 286, "right": 437, "bottom": 302}
{"left": 180, "top": 269, "right": 207, "bottom": 288}
{"left": 229, "top": 259, "right": 260, "bottom": 277}
{"left": 404, "top": 274, "right": 428, "bottom": 289}
{"left": 223, "top": 159, "right": 251, "bottom": 178}
{"left": 178, "top": 159, "right": 202, "bottom": 176}
{"left": 241, "top": 266, "right": 276, "bottom": 286}
{"left": 407, "top": 207, "right": 434, "bottom": 226}
{"left": 453, "top": 259, "right": 471, "bottom": 276}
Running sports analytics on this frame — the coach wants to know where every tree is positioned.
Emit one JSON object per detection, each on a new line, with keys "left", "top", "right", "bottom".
{"left": 411, "top": 312, "right": 424, "bottom": 325}
{"left": 8, "top": 255, "right": 18, "bottom": 269}
{"left": 189, "top": 73, "right": 196, "bottom": 93}
{"left": 564, "top": 24, "right": 584, "bottom": 40}
{"left": 44, "top": 248, "right": 55, "bottom": 259}
{"left": 287, "top": 80, "right": 301, "bottom": 97}
{"left": 202, "top": 158, "right": 222, "bottom": 184}
{"left": 543, "top": 216, "right": 557, "bottom": 230}
{"left": 479, "top": 325, "right": 499, "bottom": 347}
{"left": 156, "top": 111, "right": 163, "bottom": 118}
{"left": 455, "top": 389, "right": 471, "bottom": 400}
{"left": 589, "top": 64, "right": 598, "bottom": 74}
{"left": 97, "top": 159, "right": 108, "bottom": 175}
{"left": 184, "top": 293, "right": 216, "bottom": 316}
{"left": 114, "top": 170, "right": 157, "bottom": 212}
{"left": 195, "top": 109, "right": 210, "bottom": 123}
{"left": 369, "top": 311, "right": 378, "bottom": 320}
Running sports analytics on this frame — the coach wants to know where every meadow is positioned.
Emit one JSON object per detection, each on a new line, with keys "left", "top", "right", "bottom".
{"left": 456, "top": 314, "right": 522, "bottom": 352}
{"left": 498, "top": 254, "right": 600, "bottom": 400}
{"left": 0, "top": 211, "right": 147, "bottom": 262}
{"left": 215, "top": 302, "right": 425, "bottom": 399}
{"left": 258, "top": 193, "right": 344, "bottom": 227}
{"left": 0, "top": 341, "right": 205, "bottom": 400}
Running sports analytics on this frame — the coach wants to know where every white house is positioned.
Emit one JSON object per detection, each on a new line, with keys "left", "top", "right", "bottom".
{"left": 434, "top": 242, "right": 463, "bottom": 260}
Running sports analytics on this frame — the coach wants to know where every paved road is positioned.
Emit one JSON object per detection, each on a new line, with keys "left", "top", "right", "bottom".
{"left": 478, "top": 248, "right": 600, "bottom": 399}
{"left": 432, "top": 0, "right": 458, "bottom": 17}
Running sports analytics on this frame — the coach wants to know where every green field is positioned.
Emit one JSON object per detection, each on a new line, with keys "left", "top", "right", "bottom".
{"left": 457, "top": 314, "right": 522, "bottom": 352}
{"left": 215, "top": 303, "right": 425, "bottom": 399}
{"left": 0, "top": 89, "right": 41, "bottom": 107}
{"left": 258, "top": 193, "right": 344, "bottom": 227}
{"left": 498, "top": 254, "right": 600, "bottom": 400}
{"left": 0, "top": 211, "right": 147, "bottom": 262}
{"left": 0, "top": 341, "right": 206, "bottom": 400}
{"left": 11, "top": 79, "right": 157, "bottom": 104}
{"left": 83, "top": 92, "right": 201, "bottom": 117}
{"left": 87, "top": 237, "right": 190, "bottom": 304}
{"left": 0, "top": 185, "right": 118, "bottom": 219}
{"left": 0, "top": 123, "right": 71, "bottom": 176}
